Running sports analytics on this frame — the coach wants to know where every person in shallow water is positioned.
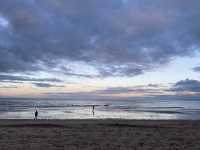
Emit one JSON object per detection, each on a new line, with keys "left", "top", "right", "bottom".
{"left": 35, "top": 110, "right": 38, "bottom": 120}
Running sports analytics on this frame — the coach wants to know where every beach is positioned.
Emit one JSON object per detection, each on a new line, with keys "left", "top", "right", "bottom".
{"left": 0, "top": 119, "right": 200, "bottom": 150}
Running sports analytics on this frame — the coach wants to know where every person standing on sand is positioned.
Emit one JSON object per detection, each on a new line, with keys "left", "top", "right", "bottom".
{"left": 92, "top": 105, "right": 95, "bottom": 116}
{"left": 35, "top": 110, "right": 38, "bottom": 120}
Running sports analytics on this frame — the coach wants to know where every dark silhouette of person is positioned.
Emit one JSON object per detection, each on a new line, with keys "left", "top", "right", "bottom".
{"left": 92, "top": 105, "right": 95, "bottom": 116}
{"left": 35, "top": 110, "right": 38, "bottom": 120}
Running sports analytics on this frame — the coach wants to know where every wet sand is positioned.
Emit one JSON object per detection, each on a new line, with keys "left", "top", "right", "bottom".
{"left": 0, "top": 119, "right": 200, "bottom": 150}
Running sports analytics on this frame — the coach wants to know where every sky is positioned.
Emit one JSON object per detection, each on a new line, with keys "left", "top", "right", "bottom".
{"left": 0, "top": 0, "right": 200, "bottom": 99}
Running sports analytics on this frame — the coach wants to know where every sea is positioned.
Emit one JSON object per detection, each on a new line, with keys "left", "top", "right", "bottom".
{"left": 0, "top": 98, "right": 200, "bottom": 120}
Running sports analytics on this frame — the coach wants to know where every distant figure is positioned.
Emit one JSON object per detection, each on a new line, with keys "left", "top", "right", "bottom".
{"left": 92, "top": 105, "right": 95, "bottom": 116}
{"left": 35, "top": 110, "right": 38, "bottom": 120}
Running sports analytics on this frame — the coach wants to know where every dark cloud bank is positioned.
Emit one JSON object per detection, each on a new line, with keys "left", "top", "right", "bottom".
{"left": 0, "top": 0, "right": 200, "bottom": 77}
{"left": 0, "top": 74, "right": 64, "bottom": 88}
{"left": 0, "top": 74, "right": 62, "bottom": 83}
{"left": 33, "top": 82, "right": 65, "bottom": 88}
{"left": 193, "top": 66, "right": 200, "bottom": 72}
{"left": 170, "top": 79, "right": 200, "bottom": 93}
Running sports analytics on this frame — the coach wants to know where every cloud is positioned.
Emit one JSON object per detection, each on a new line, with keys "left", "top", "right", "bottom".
{"left": 97, "top": 66, "right": 144, "bottom": 77}
{"left": 147, "top": 84, "right": 159, "bottom": 87}
{"left": 0, "top": 15, "right": 9, "bottom": 28}
{"left": 170, "top": 79, "right": 200, "bottom": 93}
{"left": 0, "top": 0, "right": 200, "bottom": 77}
{"left": 32, "top": 82, "right": 65, "bottom": 88}
{"left": 95, "top": 86, "right": 164, "bottom": 95}
{"left": 193, "top": 66, "right": 200, "bottom": 72}
{"left": 44, "top": 84, "right": 165, "bottom": 98}
{"left": 0, "top": 74, "right": 62, "bottom": 83}
{"left": 0, "top": 85, "right": 17, "bottom": 88}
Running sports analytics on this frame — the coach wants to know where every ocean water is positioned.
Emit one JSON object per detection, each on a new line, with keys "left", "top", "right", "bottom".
{"left": 0, "top": 98, "right": 200, "bottom": 120}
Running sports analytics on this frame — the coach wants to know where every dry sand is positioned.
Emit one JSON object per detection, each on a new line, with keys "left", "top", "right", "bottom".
{"left": 0, "top": 119, "right": 200, "bottom": 150}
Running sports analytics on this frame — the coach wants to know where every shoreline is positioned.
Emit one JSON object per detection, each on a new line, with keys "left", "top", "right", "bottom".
{"left": 1, "top": 119, "right": 200, "bottom": 127}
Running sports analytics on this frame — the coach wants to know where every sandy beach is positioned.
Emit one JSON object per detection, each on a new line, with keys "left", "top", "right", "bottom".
{"left": 0, "top": 119, "right": 200, "bottom": 150}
